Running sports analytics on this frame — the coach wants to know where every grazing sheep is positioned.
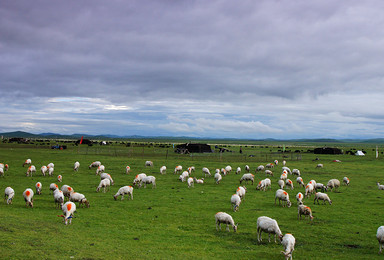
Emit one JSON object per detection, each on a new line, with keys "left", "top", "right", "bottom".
{"left": 225, "top": 165, "right": 232, "bottom": 174}
{"left": 100, "top": 173, "right": 114, "bottom": 185}
{"left": 23, "top": 188, "right": 34, "bottom": 208}
{"left": 125, "top": 165, "right": 131, "bottom": 174}
{"left": 343, "top": 177, "right": 350, "bottom": 186}
{"left": 74, "top": 161, "right": 80, "bottom": 172}
{"left": 378, "top": 183, "right": 384, "bottom": 190}
{"left": 60, "top": 201, "right": 76, "bottom": 225}
{"left": 96, "top": 165, "right": 105, "bottom": 175}
{"left": 236, "top": 186, "right": 247, "bottom": 200}
{"left": 305, "top": 184, "right": 314, "bottom": 198}
{"left": 315, "top": 183, "right": 327, "bottom": 192}
{"left": 96, "top": 178, "right": 111, "bottom": 192}
{"left": 236, "top": 167, "right": 241, "bottom": 175}
{"left": 240, "top": 173, "right": 255, "bottom": 185}
{"left": 257, "top": 178, "right": 271, "bottom": 191}
{"left": 281, "top": 233, "right": 296, "bottom": 260}
{"left": 275, "top": 189, "right": 292, "bottom": 208}
{"left": 23, "top": 159, "right": 32, "bottom": 167}
{"left": 280, "top": 173, "right": 288, "bottom": 181}
{"left": 49, "top": 183, "right": 59, "bottom": 193}
{"left": 89, "top": 161, "right": 101, "bottom": 169}
{"left": 145, "top": 161, "right": 154, "bottom": 167}
{"left": 174, "top": 165, "right": 183, "bottom": 174}
{"left": 282, "top": 167, "right": 292, "bottom": 175}
{"left": 140, "top": 176, "right": 156, "bottom": 189}
{"left": 133, "top": 173, "right": 147, "bottom": 186}
{"left": 308, "top": 180, "right": 317, "bottom": 191}
{"left": 0, "top": 163, "right": 8, "bottom": 171}
{"left": 47, "top": 163, "right": 54, "bottom": 169}
{"left": 214, "top": 172, "right": 222, "bottom": 184}
{"left": 256, "top": 165, "right": 265, "bottom": 172}
{"left": 114, "top": 186, "right": 134, "bottom": 200}
{"left": 221, "top": 168, "right": 227, "bottom": 176}
{"left": 202, "top": 167, "right": 211, "bottom": 177}
{"left": 245, "top": 165, "right": 250, "bottom": 173}
{"left": 160, "top": 166, "right": 167, "bottom": 175}
{"left": 377, "top": 226, "right": 384, "bottom": 254}
{"left": 274, "top": 160, "right": 279, "bottom": 165}
{"left": 327, "top": 179, "right": 341, "bottom": 192}
{"left": 193, "top": 177, "right": 204, "bottom": 184}
{"left": 231, "top": 194, "right": 241, "bottom": 211}
{"left": 314, "top": 192, "right": 332, "bottom": 205}
{"left": 0, "top": 168, "right": 3, "bottom": 177}
{"left": 265, "top": 170, "right": 274, "bottom": 177}
{"left": 292, "top": 169, "right": 301, "bottom": 176}
{"left": 296, "top": 192, "right": 304, "bottom": 205}
{"left": 35, "top": 182, "right": 42, "bottom": 195}
{"left": 4, "top": 187, "right": 15, "bottom": 204}
{"left": 298, "top": 204, "right": 314, "bottom": 221}
{"left": 26, "top": 165, "right": 36, "bottom": 177}
{"left": 179, "top": 171, "right": 189, "bottom": 182}
{"left": 316, "top": 163, "right": 324, "bottom": 168}
{"left": 297, "top": 177, "right": 305, "bottom": 188}
{"left": 187, "top": 166, "right": 195, "bottom": 174}
{"left": 57, "top": 175, "right": 62, "bottom": 183}
{"left": 215, "top": 212, "right": 237, "bottom": 232}
{"left": 40, "top": 166, "right": 48, "bottom": 176}
{"left": 286, "top": 179, "right": 294, "bottom": 190}
{"left": 187, "top": 177, "right": 194, "bottom": 188}
{"left": 61, "top": 185, "right": 74, "bottom": 198}
{"left": 278, "top": 179, "right": 285, "bottom": 189}
{"left": 53, "top": 189, "right": 64, "bottom": 209}
{"left": 69, "top": 192, "right": 90, "bottom": 208}
{"left": 283, "top": 160, "right": 286, "bottom": 166}
{"left": 266, "top": 163, "right": 274, "bottom": 169}
{"left": 257, "top": 216, "right": 283, "bottom": 243}
{"left": 48, "top": 166, "right": 54, "bottom": 176}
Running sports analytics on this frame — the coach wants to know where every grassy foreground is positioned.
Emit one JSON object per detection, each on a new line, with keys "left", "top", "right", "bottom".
{"left": 1, "top": 142, "right": 384, "bottom": 259}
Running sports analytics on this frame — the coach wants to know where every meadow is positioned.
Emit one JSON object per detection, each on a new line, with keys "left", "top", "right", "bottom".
{"left": 1, "top": 141, "right": 384, "bottom": 259}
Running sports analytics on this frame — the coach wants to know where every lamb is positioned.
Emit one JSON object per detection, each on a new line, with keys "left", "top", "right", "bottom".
{"left": 286, "top": 179, "right": 294, "bottom": 190}
{"left": 236, "top": 167, "right": 241, "bottom": 175}
{"left": 202, "top": 167, "right": 211, "bottom": 177}
{"left": 89, "top": 161, "right": 101, "bottom": 169}
{"left": 245, "top": 165, "right": 250, "bottom": 172}
{"left": 265, "top": 163, "right": 274, "bottom": 169}
{"left": 50, "top": 183, "right": 59, "bottom": 193}
{"left": 133, "top": 173, "right": 147, "bottom": 186}
{"left": 23, "top": 188, "right": 34, "bottom": 208}
{"left": 145, "top": 160, "right": 154, "bottom": 167}
{"left": 265, "top": 170, "right": 274, "bottom": 177}
{"left": 57, "top": 175, "right": 62, "bottom": 182}
{"left": 179, "top": 171, "right": 189, "bottom": 182}
{"left": 26, "top": 165, "right": 36, "bottom": 177}
{"left": 23, "top": 158, "right": 32, "bottom": 167}
{"left": 240, "top": 173, "right": 254, "bottom": 185}
{"left": 174, "top": 165, "right": 183, "bottom": 174}
{"left": 343, "top": 177, "right": 350, "bottom": 186}
{"left": 316, "top": 163, "right": 324, "bottom": 168}
{"left": 187, "top": 177, "right": 194, "bottom": 188}
{"left": 187, "top": 166, "right": 195, "bottom": 174}
{"left": 280, "top": 172, "right": 288, "bottom": 181}
{"left": 215, "top": 212, "right": 237, "bottom": 232}
{"left": 315, "top": 183, "right": 327, "bottom": 192}
{"left": 256, "top": 216, "right": 283, "bottom": 243}
{"left": 53, "top": 189, "right": 64, "bottom": 208}
{"left": 292, "top": 169, "right": 301, "bottom": 176}
{"left": 48, "top": 166, "right": 54, "bottom": 176}
{"left": 378, "top": 182, "right": 384, "bottom": 190}
{"left": 275, "top": 189, "right": 292, "bottom": 208}
{"left": 256, "top": 165, "right": 265, "bottom": 172}
{"left": 297, "top": 177, "right": 305, "bottom": 187}
{"left": 305, "top": 184, "right": 314, "bottom": 198}
{"left": 69, "top": 192, "right": 90, "bottom": 207}
{"left": 236, "top": 186, "right": 247, "bottom": 200}
{"left": 281, "top": 233, "right": 296, "bottom": 260}
{"left": 278, "top": 179, "right": 285, "bottom": 189}
{"left": 296, "top": 192, "right": 304, "bottom": 205}
{"left": 231, "top": 194, "right": 241, "bottom": 211}
{"left": 308, "top": 180, "right": 317, "bottom": 190}
{"left": 327, "top": 179, "right": 341, "bottom": 192}
{"left": 193, "top": 177, "right": 204, "bottom": 184}
{"left": 61, "top": 185, "right": 74, "bottom": 198}
{"left": 96, "top": 178, "right": 111, "bottom": 192}
{"left": 257, "top": 178, "right": 271, "bottom": 191}
{"left": 125, "top": 165, "right": 131, "bottom": 174}
{"left": 160, "top": 166, "right": 167, "bottom": 175}
{"left": 100, "top": 173, "right": 114, "bottom": 185}
{"left": 377, "top": 226, "right": 384, "bottom": 254}
{"left": 314, "top": 192, "right": 332, "bottom": 205}
{"left": 225, "top": 165, "right": 232, "bottom": 174}
{"left": 298, "top": 204, "right": 314, "bottom": 221}
{"left": 35, "top": 182, "right": 42, "bottom": 195}
{"left": 74, "top": 161, "right": 80, "bottom": 172}
{"left": 214, "top": 172, "right": 222, "bottom": 184}
{"left": 96, "top": 165, "right": 105, "bottom": 175}
{"left": 41, "top": 165, "right": 48, "bottom": 176}
{"left": 4, "top": 187, "right": 15, "bottom": 204}
{"left": 114, "top": 186, "right": 134, "bottom": 200}
{"left": 139, "top": 176, "right": 156, "bottom": 189}
{"left": 60, "top": 201, "right": 76, "bottom": 225}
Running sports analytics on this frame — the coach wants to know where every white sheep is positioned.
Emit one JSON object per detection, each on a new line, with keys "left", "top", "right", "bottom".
{"left": 327, "top": 179, "right": 341, "bottom": 192}
{"left": 343, "top": 177, "right": 350, "bottom": 186}
{"left": 48, "top": 166, "right": 54, "bottom": 176}
{"left": 23, "top": 158, "right": 32, "bottom": 167}
{"left": 145, "top": 161, "right": 154, "bottom": 167}
{"left": 305, "top": 184, "right": 314, "bottom": 198}
{"left": 215, "top": 212, "right": 237, "bottom": 232}
{"left": 265, "top": 170, "right": 274, "bottom": 177}
{"left": 240, "top": 173, "right": 255, "bottom": 185}
{"left": 245, "top": 165, "right": 250, "bottom": 173}
{"left": 133, "top": 173, "right": 147, "bottom": 186}
{"left": 125, "top": 165, "right": 131, "bottom": 174}
{"left": 61, "top": 185, "right": 74, "bottom": 198}
{"left": 53, "top": 189, "right": 64, "bottom": 208}
{"left": 50, "top": 183, "right": 59, "bottom": 193}
{"left": 96, "top": 178, "right": 111, "bottom": 192}
{"left": 292, "top": 169, "right": 301, "bottom": 176}
{"left": 89, "top": 161, "right": 101, "bottom": 169}
{"left": 69, "top": 192, "right": 90, "bottom": 207}
{"left": 140, "top": 176, "right": 156, "bottom": 188}
{"left": 0, "top": 163, "right": 8, "bottom": 171}
{"left": 47, "top": 163, "right": 54, "bottom": 169}
{"left": 308, "top": 180, "right": 317, "bottom": 191}
{"left": 0, "top": 168, "right": 4, "bottom": 177}
{"left": 187, "top": 177, "right": 194, "bottom": 188}
{"left": 274, "top": 160, "right": 279, "bottom": 165}
{"left": 256, "top": 165, "right": 265, "bottom": 172}
{"left": 114, "top": 186, "right": 134, "bottom": 200}
{"left": 315, "top": 183, "right": 327, "bottom": 192}
{"left": 60, "top": 201, "right": 76, "bottom": 225}
{"left": 40, "top": 165, "right": 48, "bottom": 176}
{"left": 377, "top": 226, "right": 384, "bottom": 254}
{"left": 275, "top": 189, "right": 292, "bottom": 208}
{"left": 286, "top": 179, "right": 294, "bottom": 190}
{"left": 74, "top": 161, "right": 80, "bottom": 172}
{"left": 236, "top": 167, "right": 241, "bottom": 175}
{"left": 281, "top": 233, "right": 295, "bottom": 260}
{"left": 280, "top": 172, "right": 288, "bottom": 181}
{"left": 202, "top": 167, "right": 211, "bottom": 177}
{"left": 278, "top": 179, "right": 285, "bottom": 189}
{"left": 282, "top": 167, "right": 292, "bottom": 175}
{"left": 26, "top": 165, "right": 36, "bottom": 177}
{"left": 231, "top": 194, "right": 241, "bottom": 211}
{"left": 296, "top": 192, "right": 304, "bottom": 205}
{"left": 298, "top": 204, "right": 313, "bottom": 221}
{"left": 314, "top": 192, "right": 332, "bottom": 205}
{"left": 193, "top": 177, "right": 204, "bottom": 184}
{"left": 23, "top": 188, "right": 34, "bottom": 208}
{"left": 236, "top": 186, "right": 247, "bottom": 200}
{"left": 257, "top": 178, "right": 271, "bottom": 191}
{"left": 4, "top": 187, "right": 15, "bottom": 204}
{"left": 96, "top": 165, "right": 105, "bottom": 175}
{"left": 266, "top": 163, "right": 274, "bottom": 169}
{"left": 316, "top": 163, "right": 323, "bottom": 168}
{"left": 179, "top": 171, "right": 189, "bottom": 182}
{"left": 296, "top": 177, "right": 305, "bottom": 187}
{"left": 378, "top": 182, "right": 384, "bottom": 190}
{"left": 257, "top": 216, "right": 283, "bottom": 243}
{"left": 174, "top": 165, "right": 183, "bottom": 174}
{"left": 160, "top": 166, "right": 167, "bottom": 175}
{"left": 187, "top": 166, "right": 195, "bottom": 174}
{"left": 57, "top": 175, "right": 62, "bottom": 183}
{"left": 100, "top": 173, "right": 114, "bottom": 185}
{"left": 214, "top": 172, "right": 222, "bottom": 184}
{"left": 35, "top": 182, "right": 42, "bottom": 195}
{"left": 283, "top": 160, "right": 286, "bottom": 166}
{"left": 225, "top": 165, "right": 232, "bottom": 174}
{"left": 221, "top": 168, "right": 227, "bottom": 176}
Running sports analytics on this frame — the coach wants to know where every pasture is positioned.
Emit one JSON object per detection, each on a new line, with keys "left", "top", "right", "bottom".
{"left": 1, "top": 141, "right": 384, "bottom": 259}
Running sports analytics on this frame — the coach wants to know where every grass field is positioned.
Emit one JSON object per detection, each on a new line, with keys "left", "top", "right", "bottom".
{"left": 1, "top": 141, "right": 384, "bottom": 259}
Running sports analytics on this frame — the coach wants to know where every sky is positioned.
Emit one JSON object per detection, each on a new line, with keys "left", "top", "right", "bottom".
{"left": 1, "top": 0, "right": 384, "bottom": 139}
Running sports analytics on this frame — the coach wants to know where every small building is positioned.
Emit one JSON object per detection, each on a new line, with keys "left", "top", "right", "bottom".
{"left": 175, "top": 143, "right": 212, "bottom": 154}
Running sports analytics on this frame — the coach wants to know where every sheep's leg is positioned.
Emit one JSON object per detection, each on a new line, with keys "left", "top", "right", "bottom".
{"left": 268, "top": 233, "right": 271, "bottom": 243}
{"left": 121, "top": 194, "right": 124, "bottom": 200}
{"left": 226, "top": 224, "right": 230, "bottom": 232}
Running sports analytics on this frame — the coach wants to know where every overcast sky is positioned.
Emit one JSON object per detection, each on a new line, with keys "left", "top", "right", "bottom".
{"left": 1, "top": 0, "right": 384, "bottom": 139}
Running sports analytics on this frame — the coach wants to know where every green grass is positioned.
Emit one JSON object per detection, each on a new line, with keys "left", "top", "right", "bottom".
{"left": 1, "top": 142, "right": 384, "bottom": 259}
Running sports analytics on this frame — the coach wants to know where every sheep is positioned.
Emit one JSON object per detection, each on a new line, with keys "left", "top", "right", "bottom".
{"left": 187, "top": 177, "right": 194, "bottom": 188}
{"left": 281, "top": 233, "right": 295, "bottom": 260}
{"left": 23, "top": 188, "right": 34, "bottom": 208}
{"left": 378, "top": 182, "right": 384, "bottom": 190}
{"left": 40, "top": 166, "right": 48, "bottom": 176}
{"left": 100, "top": 173, "right": 114, "bottom": 185}
{"left": 265, "top": 163, "right": 274, "bottom": 169}
{"left": 179, "top": 171, "right": 189, "bottom": 182}
{"left": 275, "top": 189, "right": 292, "bottom": 208}
{"left": 274, "top": 160, "right": 279, "bottom": 165}
{"left": 188, "top": 166, "right": 195, "bottom": 174}
{"left": 57, "top": 175, "right": 62, "bottom": 183}
{"left": 225, "top": 165, "right": 232, "bottom": 174}
{"left": 316, "top": 163, "right": 324, "bottom": 168}
{"left": 278, "top": 179, "right": 285, "bottom": 189}
{"left": 256, "top": 165, "right": 265, "bottom": 172}
{"left": 174, "top": 165, "right": 183, "bottom": 174}
{"left": 89, "top": 161, "right": 101, "bottom": 169}
{"left": 257, "top": 216, "right": 283, "bottom": 243}
{"left": 236, "top": 167, "right": 241, "bottom": 175}
{"left": 298, "top": 204, "right": 314, "bottom": 221}
{"left": 265, "top": 170, "right": 274, "bottom": 177}
{"left": 231, "top": 194, "right": 241, "bottom": 211}
{"left": 50, "top": 183, "right": 59, "bottom": 193}
{"left": 327, "top": 179, "right": 341, "bottom": 192}
{"left": 125, "top": 165, "right": 131, "bottom": 174}
{"left": 221, "top": 168, "right": 227, "bottom": 176}
{"left": 139, "top": 176, "right": 156, "bottom": 189}
{"left": 257, "top": 178, "right": 271, "bottom": 191}
{"left": 214, "top": 172, "right": 222, "bottom": 184}
{"left": 308, "top": 180, "right": 317, "bottom": 191}
{"left": 160, "top": 166, "right": 167, "bottom": 175}
{"left": 292, "top": 169, "right": 301, "bottom": 176}
{"left": 245, "top": 165, "right": 250, "bottom": 173}
{"left": 48, "top": 166, "right": 54, "bottom": 176}
{"left": 0, "top": 168, "right": 3, "bottom": 177}
{"left": 133, "top": 173, "right": 147, "bottom": 186}
{"left": 0, "top": 163, "right": 9, "bottom": 171}
{"left": 61, "top": 185, "right": 74, "bottom": 198}
{"left": 240, "top": 173, "right": 254, "bottom": 185}
{"left": 114, "top": 186, "right": 134, "bottom": 200}
{"left": 314, "top": 192, "right": 332, "bottom": 205}
{"left": 193, "top": 177, "right": 204, "bottom": 184}
{"left": 215, "top": 212, "right": 237, "bottom": 232}
{"left": 343, "top": 177, "right": 350, "bottom": 186}
{"left": 96, "top": 165, "right": 105, "bottom": 175}
{"left": 145, "top": 161, "right": 154, "bottom": 167}
{"left": 60, "top": 201, "right": 76, "bottom": 225}
{"left": 305, "top": 184, "right": 314, "bottom": 198}
{"left": 202, "top": 167, "right": 211, "bottom": 177}
{"left": 282, "top": 167, "right": 292, "bottom": 175}
{"left": 96, "top": 178, "right": 111, "bottom": 192}
{"left": 377, "top": 226, "right": 384, "bottom": 254}
{"left": 280, "top": 172, "right": 288, "bottom": 181}
{"left": 236, "top": 186, "right": 247, "bottom": 200}
{"left": 315, "top": 183, "right": 327, "bottom": 192}
{"left": 282, "top": 160, "right": 286, "bottom": 166}
{"left": 4, "top": 187, "right": 15, "bottom": 204}
{"left": 35, "top": 182, "right": 42, "bottom": 195}
{"left": 23, "top": 158, "right": 32, "bottom": 167}
{"left": 296, "top": 192, "right": 304, "bottom": 205}
{"left": 74, "top": 161, "right": 80, "bottom": 172}
{"left": 26, "top": 165, "right": 36, "bottom": 177}
{"left": 69, "top": 192, "right": 90, "bottom": 208}
{"left": 297, "top": 177, "right": 305, "bottom": 187}
{"left": 53, "top": 189, "right": 64, "bottom": 209}
{"left": 47, "top": 163, "right": 54, "bottom": 169}
{"left": 286, "top": 179, "right": 294, "bottom": 190}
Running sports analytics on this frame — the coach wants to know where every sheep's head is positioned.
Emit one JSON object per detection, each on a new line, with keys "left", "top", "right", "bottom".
{"left": 233, "top": 224, "right": 238, "bottom": 232}
{"left": 114, "top": 195, "right": 118, "bottom": 200}
{"left": 287, "top": 201, "right": 292, "bottom": 208}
